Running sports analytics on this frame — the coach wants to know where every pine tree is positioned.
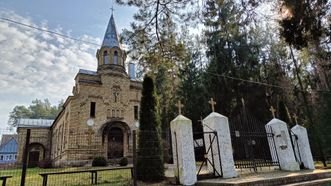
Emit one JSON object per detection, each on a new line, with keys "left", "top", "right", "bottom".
{"left": 137, "top": 75, "right": 164, "bottom": 181}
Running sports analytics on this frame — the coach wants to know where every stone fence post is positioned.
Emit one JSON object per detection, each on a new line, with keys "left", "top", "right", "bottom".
{"left": 170, "top": 115, "right": 197, "bottom": 185}
{"left": 203, "top": 112, "right": 238, "bottom": 178}
{"left": 291, "top": 125, "right": 315, "bottom": 170}
{"left": 266, "top": 118, "right": 300, "bottom": 171}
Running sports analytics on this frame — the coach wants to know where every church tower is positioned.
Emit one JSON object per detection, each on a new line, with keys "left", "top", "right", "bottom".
{"left": 96, "top": 13, "right": 127, "bottom": 76}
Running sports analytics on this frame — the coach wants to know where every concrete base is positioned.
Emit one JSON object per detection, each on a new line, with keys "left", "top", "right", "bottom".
{"left": 196, "top": 169, "right": 331, "bottom": 186}
{"left": 283, "top": 162, "right": 300, "bottom": 171}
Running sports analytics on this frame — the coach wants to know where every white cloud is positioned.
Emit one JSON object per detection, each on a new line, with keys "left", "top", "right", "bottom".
{"left": 0, "top": 11, "right": 101, "bottom": 128}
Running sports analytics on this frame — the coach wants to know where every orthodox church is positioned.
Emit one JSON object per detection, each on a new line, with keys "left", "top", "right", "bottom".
{"left": 16, "top": 13, "right": 142, "bottom": 167}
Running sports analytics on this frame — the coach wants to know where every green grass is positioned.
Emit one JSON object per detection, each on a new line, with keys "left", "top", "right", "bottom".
{"left": 315, "top": 161, "right": 331, "bottom": 168}
{"left": 0, "top": 167, "right": 132, "bottom": 186}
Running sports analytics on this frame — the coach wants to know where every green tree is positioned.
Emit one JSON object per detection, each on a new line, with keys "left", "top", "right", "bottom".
{"left": 137, "top": 75, "right": 164, "bottom": 181}
{"left": 203, "top": 0, "right": 270, "bottom": 120}
{"left": 8, "top": 99, "right": 63, "bottom": 127}
{"left": 277, "top": 0, "right": 331, "bottom": 165}
{"left": 277, "top": 100, "right": 293, "bottom": 126}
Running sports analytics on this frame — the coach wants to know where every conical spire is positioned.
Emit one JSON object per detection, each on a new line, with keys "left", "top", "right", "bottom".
{"left": 102, "top": 13, "right": 121, "bottom": 49}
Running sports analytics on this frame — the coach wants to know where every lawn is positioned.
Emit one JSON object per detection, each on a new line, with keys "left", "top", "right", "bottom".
{"left": 315, "top": 161, "right": 331, "bottom": 169}
{"left": 0, "top": 167, "right": 132, "bottom": 186}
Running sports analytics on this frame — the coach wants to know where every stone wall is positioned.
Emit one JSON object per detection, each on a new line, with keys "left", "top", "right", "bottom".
{"left": 51, "top": 70, "right": 141, "bottom": 166}
{"left": 16, "top": 128, "right": 51, "bottom": 164}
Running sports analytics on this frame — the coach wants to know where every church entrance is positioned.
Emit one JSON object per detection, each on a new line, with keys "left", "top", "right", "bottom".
{"left": 27, "top": 143, "right": 45, "bottom": 168}
{"left": 107, "top": 127, "right": 124, "bottom": 159}
{"left": 28, "top": 151, "right": 40, "bottom": 168}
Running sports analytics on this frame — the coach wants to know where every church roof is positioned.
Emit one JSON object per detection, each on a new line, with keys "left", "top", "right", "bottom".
{"left": 78, "top": 69, "right": 97, "bottom": 76}
{"left": 102, "top": 13, "right": 121, "bottom": 49}
{"left": 16, "top": 118, "right": 54, "bottom": 128}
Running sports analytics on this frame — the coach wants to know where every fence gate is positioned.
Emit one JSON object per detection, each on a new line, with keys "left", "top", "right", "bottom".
{"left": 193, "top": 131, "right": 222, "bottom": 179}
{"left": 230, "top": 107, "right": 280, "bottom": 172}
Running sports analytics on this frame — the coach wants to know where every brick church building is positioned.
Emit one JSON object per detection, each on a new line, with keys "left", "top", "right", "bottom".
{"left": 16, "top": 13, "right": 142, "bottom": 167}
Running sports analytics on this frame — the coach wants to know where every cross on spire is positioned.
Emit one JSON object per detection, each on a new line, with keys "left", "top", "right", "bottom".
{"left": 293, "top": 114, "right": 298, "bottom": 125}
{"left": 110, "top": 5, "right": 115, "bottom": 15}
{"left": 269, "top": 106, "right": 276, "bottom": 118}
{"left": 176, "top": 100, "right": 184, "bottom": 115}
{"left": 208, "top": 98, "right": 217, "bottom": 112}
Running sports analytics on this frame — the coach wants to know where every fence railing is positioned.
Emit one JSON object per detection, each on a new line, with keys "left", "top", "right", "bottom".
{"left": 0, "top": 128, "right": 134, "bottom": 186}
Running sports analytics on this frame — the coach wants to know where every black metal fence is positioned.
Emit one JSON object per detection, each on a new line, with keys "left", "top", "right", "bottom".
{"left": 193, "top": 131, "right": 222, "bottom": 180}
{"left": 0, "top": 128, "right": 133, "bottom": 186}
{"left": 229, "top": 108, "right": 280, "bottom": 172}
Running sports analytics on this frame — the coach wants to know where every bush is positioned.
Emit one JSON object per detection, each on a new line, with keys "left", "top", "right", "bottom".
{"left": 137, "top": 75, "right": 164, "bottom": 181}
{"left": 92, "top": 156, "right": 107, "bottom": 167}
{"left": 38, "top": 158, "right": 53, "bottom": 168}
{"left": 119, "top": 157, "right": 128, "bottom": 166}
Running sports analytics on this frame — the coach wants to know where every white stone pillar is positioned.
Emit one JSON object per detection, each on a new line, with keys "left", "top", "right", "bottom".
{"left": 291, "top": 125, "right": 315, "bottom": 170}
{"left": 265, "top": 118, "right": 300, "bottom": 171}
{"left": 170, "top": 115, "right": 197, "bottom": 185}
{"left": 203, "top": 112, "right": 238, "bottom": 178}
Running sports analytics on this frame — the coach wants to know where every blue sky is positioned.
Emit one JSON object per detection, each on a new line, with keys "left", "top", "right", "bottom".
{"left": 0, "top": 0, "right": 136, "bottom": 37}
{"left": 0, "top": 1, "right": 137, "bottom": 129}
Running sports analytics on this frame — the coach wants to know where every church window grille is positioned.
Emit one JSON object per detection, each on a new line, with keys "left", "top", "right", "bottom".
{"left": 112, "top": 109, "right": 115, "bottom": 118}
{"left": 113, "top": 51, "right": 118, "bottom": 64}
{"left": 103, "top": 51, "right": 109, "bottom": 64}
{"left": 90, "top": 102, "right": 96, "bottom": 118}
{"left": 116, "top": 110, "right": 120, "bottom": 118}
{"left": 134, "top": 106, "right": 139, "bottom": 120}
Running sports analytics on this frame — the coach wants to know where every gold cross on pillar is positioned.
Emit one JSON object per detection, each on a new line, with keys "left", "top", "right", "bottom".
{"left": 269, "top": 106, "right": 276, "bottom": 118}
{"left": 176, "top": 100, "right": 184, "bottom": 115}
{"left": 208, "top": 98, "right": 217, "bottom": 112}
{"left": 293, "top": 114, "right": 298, "bottom": 125}
{"left": 86, "top": 127, "right": 95, "bottom": 145}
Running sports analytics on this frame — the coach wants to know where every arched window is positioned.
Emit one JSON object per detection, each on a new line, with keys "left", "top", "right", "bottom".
{"left": 113, "top": 51, "right": 118, "bottom": 64}
{"left": 103, "top": 51, "right": 109, "bottom": 64}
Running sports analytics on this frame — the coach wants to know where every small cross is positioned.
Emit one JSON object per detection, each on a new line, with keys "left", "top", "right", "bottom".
{"left": 208, "top": 98, "right": 217, "bottom": 112}
{"left": 198, "top": 116, "right": 203, "bottom": 126}
{"left": 269, "top": 106, "right": 276, "bottom": 118}
{"left": 176, "top": 100, "right": 184, "bottom": 115}
{"left": 110, "top": 5, "right": 115, "bottom": 15}
{"left": 86, "top": 128, "right": 95, "bottom": 145}
{"left": 293, "top": 114, "right": 298, "bottom": 125}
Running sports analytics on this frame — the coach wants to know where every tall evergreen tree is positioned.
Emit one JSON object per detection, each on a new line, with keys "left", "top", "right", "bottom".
{"left": 203, "top": 0, "right": 269, "bottom": 120}
{"left": 137, "top": 75, "right": 164, "bottom": 181}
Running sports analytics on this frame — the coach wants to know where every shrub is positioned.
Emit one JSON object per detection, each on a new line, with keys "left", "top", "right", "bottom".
{"left": 92, "top": 156, "right": 107, "bottom": 167}
{"left": 137, "top": 75, "right": 164, "bottom": 181}
{"left": 38, "top": 158, "right": 53, "bottom": 168}
{"left": 119, "top": 157, "right": 128, "bottom": 166}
